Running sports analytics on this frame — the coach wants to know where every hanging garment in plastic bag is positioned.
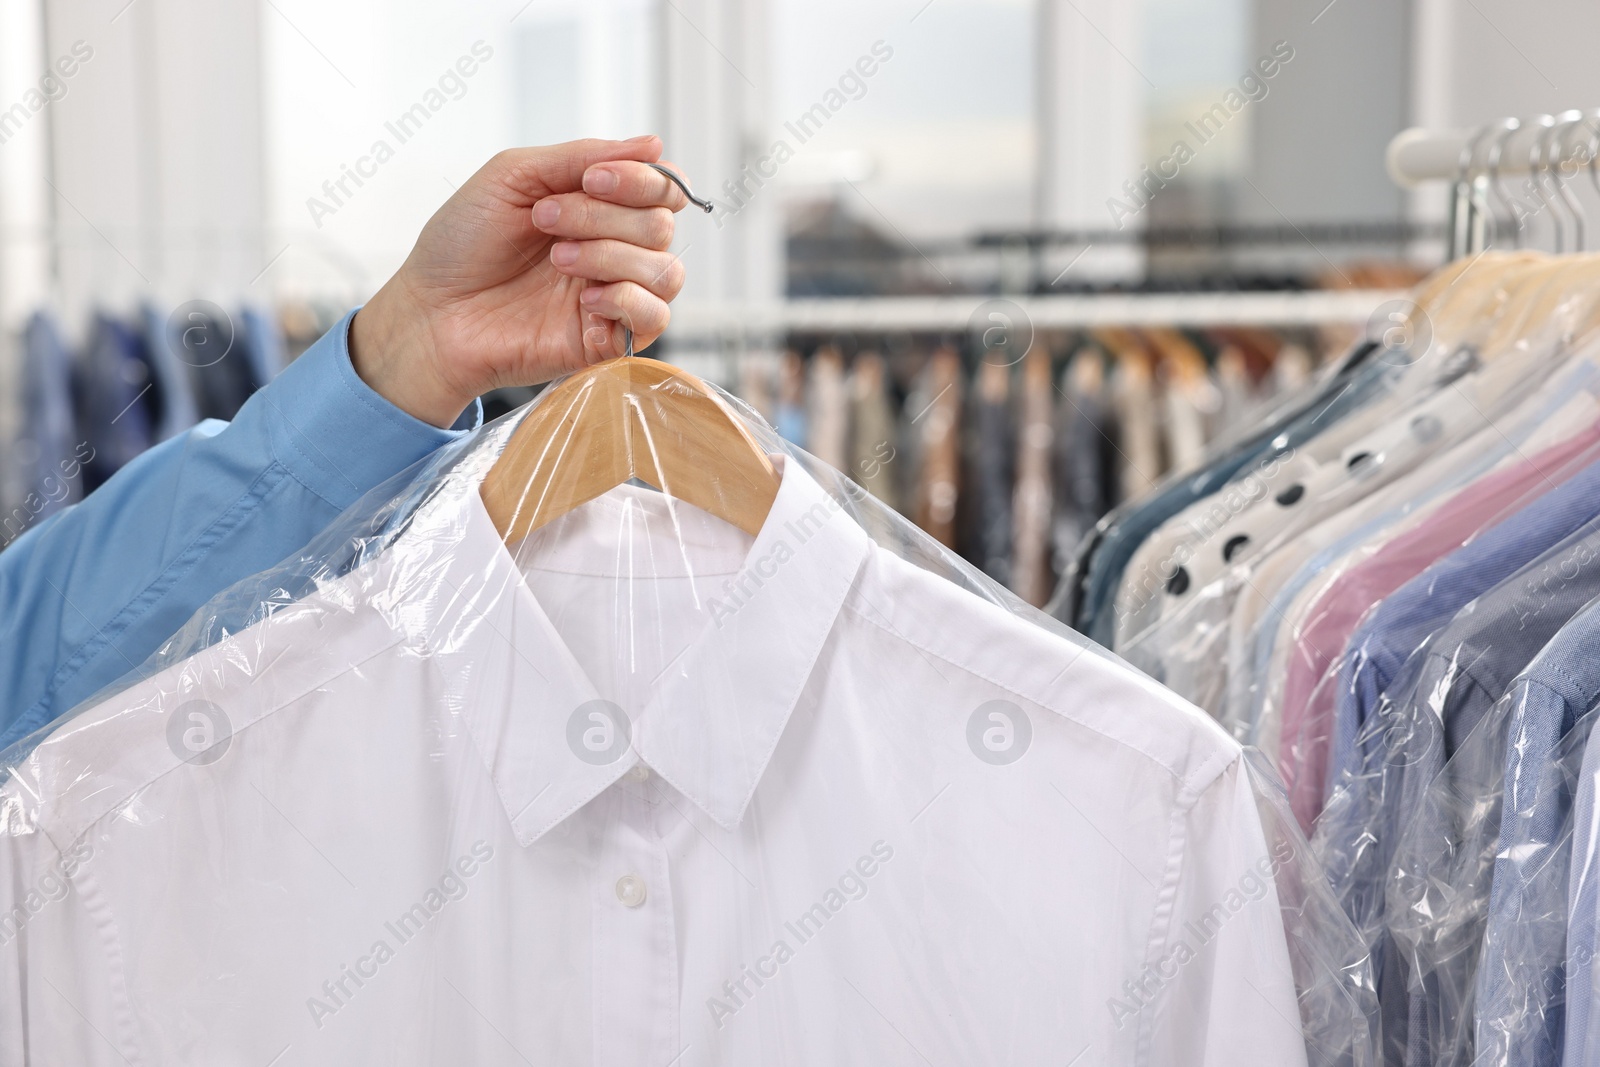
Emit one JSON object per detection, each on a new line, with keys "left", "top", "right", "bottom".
{"left": 0, "top": 358, "right": 1372, "bottom": 1066}
{"left": 1564, "top": 696, "right": 1600, "bottom": 1064}
{"left": 1058, "top": 250, "right": 1546, "bottom": 647}
{"left": 1317, "top": 515, "right": 1600, "bottom": 1064}
{"left": 1120, "top": 264, "right": 1600, "bottom": 731}
{"left": 1106, "top": 251, "right": 1555, "bottom": 659}
{"left": 1267, "top": 417, "right": 1600, "bottom": 833}
{"left": 1384, "top": 587, "right": 1600, "bottom": 1067}
{"left": 1474, "top": 701, "right": 1598, "bottom": 1067}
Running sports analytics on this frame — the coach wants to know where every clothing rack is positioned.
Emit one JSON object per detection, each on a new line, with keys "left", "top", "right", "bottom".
{"left": 667, "top": 290, "right": 1408, "bottom": 338}
{"left": 790, "top": 208, "right": 1437, "bottom": 298}
{"left": 0, "top": 300, "right": 341, "bottom": 548}
{"left": 1387, "top": 111, "right": 1600, "bottom": 258}
{"left": 1387, "top": 122, "right": 1598, "bottom": 184}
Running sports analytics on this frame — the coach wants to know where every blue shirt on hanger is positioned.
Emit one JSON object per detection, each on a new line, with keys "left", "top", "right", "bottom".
{"left": 76, "top": 312, "right": 158, "bottom": 493}
{"left": 2, "top": 313, "right": 80, "bottom": 529}
{"left": 1323, "top": 454, "right": 1600, "bottom": 808}
{"left": 1312, "top": 457, "right": 1600, "bottom": 1065}
{"left": 1566, "top": 693, "right": 1600, "bottom": 1066}
{"left": 1383, "top": 525, "right": 1600, "bottom": 1067}
{"left": 0, "top": 309, "right": 480, "bottom": 752}
{"left": 1473, "top": 594, "right": 1600, "bottom": 1067}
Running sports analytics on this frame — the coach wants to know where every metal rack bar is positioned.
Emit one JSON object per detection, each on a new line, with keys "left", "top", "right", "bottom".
{"left": 666, "top": 289, "right": 1406, "bottom": 335}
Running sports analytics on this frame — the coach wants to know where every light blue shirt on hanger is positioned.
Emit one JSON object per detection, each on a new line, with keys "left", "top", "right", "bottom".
{"left": 0, "top": 309, "right": 480, "bottom": 753}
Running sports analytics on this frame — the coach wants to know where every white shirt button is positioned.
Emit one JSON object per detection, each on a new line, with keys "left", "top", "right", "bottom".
{"left": 615, "top": 874, "right": 647, "bottom": 908}
{"left": 625, "top": 763, "right": 651, "bottom": 783}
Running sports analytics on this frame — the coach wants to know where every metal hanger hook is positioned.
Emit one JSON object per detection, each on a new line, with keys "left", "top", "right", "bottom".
{"left": 1547, "top": 110, "right": 1588, "bottom": 252}
{"left": 1450, "top": 123, "right": 1495, "bottom": 259}
{"left": 609, "top": 161, "right": 713, "bottom": 358}
{"left": 1487, "top": 118, "right": 1525, "bottom": 248}
{"left": 1587, "top": 109, "right": 1600, "bottom": 209}
{"left": 1524, "top": 114, "right": 1560, "bottom": 251}
{"left": 646, "top": 162, "right": 716, "bottom": 214}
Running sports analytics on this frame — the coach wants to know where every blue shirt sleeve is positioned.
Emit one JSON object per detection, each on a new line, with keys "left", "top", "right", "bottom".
{"left": 0, "top": 309, "right": 480, "bottom": 749}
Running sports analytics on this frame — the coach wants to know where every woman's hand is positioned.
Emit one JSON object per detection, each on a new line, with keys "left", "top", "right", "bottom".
{"left": 349, "top": 136, "right": 692, "bottom": 427}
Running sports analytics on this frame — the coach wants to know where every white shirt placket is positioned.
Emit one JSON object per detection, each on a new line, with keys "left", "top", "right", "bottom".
{"left": 589, "top": 768, "right": 681, "bottom": 1065}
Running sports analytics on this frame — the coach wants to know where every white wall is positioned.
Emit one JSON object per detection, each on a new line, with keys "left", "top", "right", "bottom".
{"left": 1244, "top": 0, "right": 1409, "bottom": 226}
{"left": 0, "top": 0, "right": 52, "bottom": 329}
{"left": 1034, "top": 0, "right": 1145, "bottom": 281}
{"left": 13, "top": 0, "right": 1600, "bottom": 327}
{"left": 2, "top": 0, "right": 268, "bottom": 329}
{"left": 1407, "top": 0, "right": 1600, "bottom": 237}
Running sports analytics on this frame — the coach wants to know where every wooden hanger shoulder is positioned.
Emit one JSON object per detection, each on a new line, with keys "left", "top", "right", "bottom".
{"left": 1479, "top": 255, "right": 1600, "bottom": 359}
{"left": 481, "top": 357, "right": 781, "bottom": 543}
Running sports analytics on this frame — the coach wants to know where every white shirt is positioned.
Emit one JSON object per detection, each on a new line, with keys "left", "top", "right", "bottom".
{"left": 0, "top": 455, "right": 1306, "bottom": 1067}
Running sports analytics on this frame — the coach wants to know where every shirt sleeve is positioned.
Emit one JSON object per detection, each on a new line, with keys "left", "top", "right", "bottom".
{"left": 1143, "top": 754, "right": 1311, "bottom": 1067}
{"left": 0, "top": 829, "right": 111, "bottom": 1066}
{"left": 0, "top": 309, "right": 480, "bottom": 749}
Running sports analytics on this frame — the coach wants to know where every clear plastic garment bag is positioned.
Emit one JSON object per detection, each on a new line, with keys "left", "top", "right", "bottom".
{"left": 0, "top": 354, "right": 1373, "bottom": 1066}
{"left": 1116, "top": 255, "right": 1600, "bottom": 725}
{"left": 1059, "top": 250, "right": 1544, "bottom": 649}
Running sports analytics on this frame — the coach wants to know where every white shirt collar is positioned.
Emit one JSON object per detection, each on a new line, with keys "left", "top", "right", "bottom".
{"left": 400, "top": 456, "right": 872, "bottom": 845}
{"left": 12, "top": 451, "right": 873, "bottom": 852}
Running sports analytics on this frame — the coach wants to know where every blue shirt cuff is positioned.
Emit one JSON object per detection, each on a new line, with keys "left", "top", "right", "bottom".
{"left": 259, "top": 308, "right": 482, "bottom": 510}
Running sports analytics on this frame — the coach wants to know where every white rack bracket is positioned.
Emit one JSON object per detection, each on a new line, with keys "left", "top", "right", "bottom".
{"left": 1387, "top": 121, "right": 1599, "bottom": 187}
{"left": 1387, "top": 127, "right": 1479, "bottom": 188}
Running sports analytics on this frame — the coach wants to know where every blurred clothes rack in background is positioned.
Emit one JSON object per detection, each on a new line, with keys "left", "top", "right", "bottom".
{"left": 0, "top": 302, "right": 344, "bottom": 549}
{"left": 730, "top": 320, "right": 1348, "bottom": 608}
{"left": 1053, "top": 106, "right": 1600, "bottom": 1066}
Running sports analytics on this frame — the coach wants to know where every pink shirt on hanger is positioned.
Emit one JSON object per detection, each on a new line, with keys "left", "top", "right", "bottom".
{"left": 1277, "top": 421, "right": 1600, "bottom": 830}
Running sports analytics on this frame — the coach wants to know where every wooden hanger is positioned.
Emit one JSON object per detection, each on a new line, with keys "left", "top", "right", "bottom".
{"left": 481, "top": 342, "right": 781, "bottom": 542}
{"left": 1414, "top": 250, "right": 1545, "bottom": 344}
{"left": 1412, "top": 249, "right": 1532, "bottom": 306}
{"left": 481, "top": 162, "right": 777, "bottom": 542}
{"left": 1475, "top": 255, "right": 1600, "bottom": 360}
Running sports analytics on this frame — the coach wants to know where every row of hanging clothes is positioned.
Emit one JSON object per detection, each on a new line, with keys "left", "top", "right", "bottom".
{"left": 0, "top": 302, "right": 345, "bottom": 548}
{"left": 1059, "top": 248, "right": 1600, "bottom": 1065}
{"left": 729, "top": 325, "right": 1327, "bottom": 609}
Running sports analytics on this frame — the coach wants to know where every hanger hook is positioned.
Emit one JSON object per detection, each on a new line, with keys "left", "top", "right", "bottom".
{"left": 1450, "top": 123, "right": 1494, "bottom": 259}
{"left": 1486, "top": 118, "right": 1524, "bottom": 248}
{"left": 611, "top": 163, "right": 713, "bottom": 359}
{"left": 646, "top": 162, "right": 716, "bottom": 214}
{"left": 1522, "top": 114, "right": 1559, "bottom": 251}
{"left": 1484, "top": 119, "right": 1523, "bottom": 249}
{"left": 1583, "top": 111, "right": 1600, "bottom": 234}
{"left": 1548, "top": 110, "right": 1588, "bottom": 252}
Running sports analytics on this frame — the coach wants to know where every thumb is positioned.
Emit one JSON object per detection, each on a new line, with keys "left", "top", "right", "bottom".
{"left": 489, "top": 136, "right": 664, "bottom": 202}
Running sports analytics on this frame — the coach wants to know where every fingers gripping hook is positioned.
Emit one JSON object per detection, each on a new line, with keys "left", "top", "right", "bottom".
{"left": 617, "top": 163, "right": 712, "bottom": 357}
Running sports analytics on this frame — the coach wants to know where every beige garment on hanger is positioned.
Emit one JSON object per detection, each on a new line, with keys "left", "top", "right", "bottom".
{"left": 1103, "top": 334, "right": 1161, "bottom": 502}
{"left": 913, "top": 346, "right": 962, "bottom": 548}
{"left": 848, "top": 351, "right": 900, "bottom": 509}
{"left": 1011, "top": 344, "right": 1055, "bottom": 607}
{"left": 806, "top": 345, "right": 848, "bottom": 471}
